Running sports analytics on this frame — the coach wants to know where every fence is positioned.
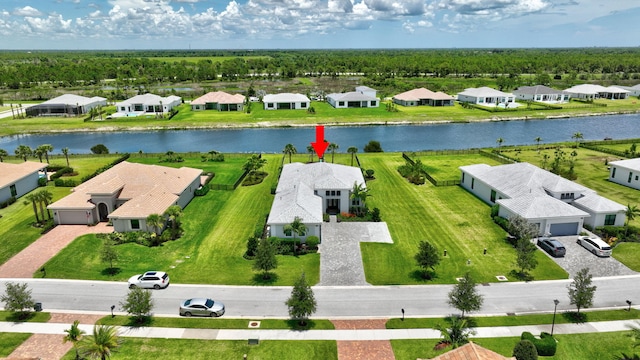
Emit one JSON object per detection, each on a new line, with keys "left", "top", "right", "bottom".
{"left": 401, "top": 152, "right": 461, "bottom": 187}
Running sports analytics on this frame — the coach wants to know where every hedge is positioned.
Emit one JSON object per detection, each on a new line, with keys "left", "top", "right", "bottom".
{"left": 521, "top": 331, "right": 557, "bottom": 356}
{"left": 49, "top": 167, "right": 74, "bottom": 180}
{"left": 81, "top": 153, "right": 130, "bottom": 183}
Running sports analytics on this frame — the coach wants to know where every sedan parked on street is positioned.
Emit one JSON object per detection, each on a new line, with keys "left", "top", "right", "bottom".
{"left": 577, "top": 236, "right": 612, "bottom": 257}
{"left": 179, "top": 298, "right": 225, "bottom": 317}
{"left": 127, "top": 271, "right": 170, "bottom": 289}
{"left": 537, "top": 238, "right": 566, "bottom": 257}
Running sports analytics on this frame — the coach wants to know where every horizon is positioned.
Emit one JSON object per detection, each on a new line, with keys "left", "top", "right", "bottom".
{"left": 0, "top": 1, "right": 638, "bottom": 50}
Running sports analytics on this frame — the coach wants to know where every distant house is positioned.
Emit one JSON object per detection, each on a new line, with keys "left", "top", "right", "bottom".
{"left": 115, "top": 94, "right": 182, "bottom": 115}
{"left": 267, "top": 162, "right": 366, "bottom": 241}
{"left": 26, "top": 94, "right": 107, "bottom": 117}
{"left": 565, "top": 84, "right": 629, "bottom": 100}
{"left": 459, "top": 162, "right": 625, "bottom": 236}
{"left": 191, "top": 91, "right": 245, "bottom": 111}
{"left": 326, "top": 90, "right": 379, "bottom": 108}
{"left": 392, "top": 88, "right": 454, "bottom": 106}
{"left": 0, "top": 162, "right": 48, "bottom": 204}
{"left": 609, "top": 158, "right": 640, "bottom": 191}
{"left": 263, "top": 93, "right": 310, "bottom": 110}
{"left": 614, "top": 84, "right": 640, "bottom": 97}
{"left": 457, "top": 87, "right": 515, "bottom": 106}
{"left": 48, "top": 162, "right": 202, "bottom": 232}
{"left": 513, "top": 85, "right": 570, "bottom": 103}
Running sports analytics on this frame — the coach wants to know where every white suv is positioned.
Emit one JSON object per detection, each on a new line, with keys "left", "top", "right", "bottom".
{"left": 128, "top": 271, "right": 170, "bottom": 289}
{"left": 577, "top": 236, "right": 612, "bottom": 257}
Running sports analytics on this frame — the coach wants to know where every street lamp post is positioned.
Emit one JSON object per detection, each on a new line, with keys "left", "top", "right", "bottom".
{"left": 551, "top": 299, "right": 559, "bottom": 336}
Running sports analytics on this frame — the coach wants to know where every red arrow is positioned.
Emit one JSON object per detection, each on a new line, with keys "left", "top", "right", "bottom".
{"left": 311, "top": 125, "right": 329, "bottom": 159}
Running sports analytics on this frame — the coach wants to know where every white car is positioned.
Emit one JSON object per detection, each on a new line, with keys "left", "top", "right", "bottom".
{"left": 577, "top": 236, "right": 612, "bottom": 257}
{"left": 128, "top": 271, "right": 170, "bottom": 289}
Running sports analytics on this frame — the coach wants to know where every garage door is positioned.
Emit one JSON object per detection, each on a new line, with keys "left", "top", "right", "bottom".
{"left": 549, "top": 222, "right": 579, "bottom": 236}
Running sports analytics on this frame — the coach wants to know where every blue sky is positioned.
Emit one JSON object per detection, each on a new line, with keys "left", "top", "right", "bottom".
{"left": 0, "top": 0, "right": 637, "bottom": 50}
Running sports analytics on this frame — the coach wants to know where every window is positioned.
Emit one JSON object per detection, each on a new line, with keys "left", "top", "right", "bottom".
{"left": 462, "top": 173, "right": 465, "bottom": 183}
{"left": 471, "top": 178, "right": 474, "bottom": 189}
{"left": 371, "top": 101, "right": 377, "bottom": 106}
{"left": 267, "top": 103, "right": 274, "bottom": 108}
{"left": 339, "top": 101, "right": 344, "bottom": 106}
{"left": 331, "top": 191, "right": 336, "bottom": 196}
{"left": 284, "top": 228, "right": 292, "bottom": 236}
{"left": 10, "top": 184, "right": 17, "bottom": 197}
{"left": 301, "top": 102, "right": 307, "bottom": 108}
{"left": 560, "top": 193, "right": 574, "bottom": 200}
{"left": 314, "top": 190, "right": 317, "bottom": 195}
{"left": 629, "top": 172, "right": 633, "bottom": 183}
{"left": 605, "top": 214, "right": 616, "bottom": 226}
{"left": 326, "top": 191, "right": 330, "bottom": 196}
{"left": 636, "top": 176, "right": 639, "bottom": 181}
{"left": 351, "top": 199, "right": 359, "bottom": 206}
{"left": 490, "top": 190, "right": 496, "bottom": 203}
{"left": 611, "top": 168, "right": 616, "bottom": 178}
{"left": 131, "top": 219, "right": 140, "bottom": 229}
{"left": 336, "top": 191, "right": 341, "bottom": 196}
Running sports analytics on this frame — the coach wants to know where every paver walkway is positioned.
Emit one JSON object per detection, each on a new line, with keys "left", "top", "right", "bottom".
{"left": 333, "top": 320, "right": 395, "bottom": 360}
{"left": 0, "top": 223, "right": 113, "bottom": 278}
{"left": 319, "top": 217, "right": 393, "bottom": 286}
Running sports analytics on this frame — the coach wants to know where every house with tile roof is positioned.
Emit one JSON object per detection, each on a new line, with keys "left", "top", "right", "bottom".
{"left": 0, "top": 162, "right": 48, "bottom": 204}
{"left": 513, "top": 85, "right": 570, "bottom": 103}
{"left": 457, "top": 87, "right": 515, "bottom": 107}
{"left": 115, "top": 94, "right": 182, "bottom": 116}
{"left": 267, "top": 162, "right": 366, "bottom": 241}
{"left": 262, "top": 93, "right": 310, "bottom": 110}
{"left": 26, "top": 94, "right": 107, "bottom": 117}
{"left": 393, "top": 87, "right": 454, "bottom": 107}
{"left": 191, "top": 91, "right": 245, "bottom": 111}
{"left": 609, "top": 158, "right": 640, "bottom": 191}
{"left": 48, "top": 162, "right": 202, "bottom": 233}
{"left": 565, "top": 84, "right": 629, "bottom": 100}
{"left": 459, "top": 162, "right": 625, "bottom": 236}
{"left": 426, "top": 341, "right": 513, "bottom": 360}
{"left": 326, "top": 90, "right": 379, "bottom": 108}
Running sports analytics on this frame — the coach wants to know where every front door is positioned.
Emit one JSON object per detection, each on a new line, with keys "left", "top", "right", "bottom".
{"left": 326, "top": 199, "right": 340, "bottom": 214}
{"left": 98, "top": 203, "right": 109, "bottom": 222}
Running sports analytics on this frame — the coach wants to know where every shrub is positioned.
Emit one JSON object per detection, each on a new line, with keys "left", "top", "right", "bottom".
{"left": 38, "top": 177, "right": 48, "bottom": 186}
{"left": 363, "top": 140, "right": 383, "bottom": 153}
{"left": 371, "top": 207, "right": 381, "bottom": 222}
{"left": 493, "top": 216, "right": 510, "bottom": 231}
{"left": 54, "top": 178, "right": 78, "bottom": 187}
{"left": 513, "top": 339, "right": 538, "bottom": 360}
{"left": 305, "top": 236, "right": 320, "bottom": 249}
{"left": 245, "top": 236, "right": 258, "bottom": 259}
{"left": 0, "top": 196, "right": 16, "bottom": 209}
{"left": 365, "top": 169, "right": 375, "bottom": 178}
{"left": 49, "top": 167, "right": 74, "bottom": 180}
{"left": 194, "top": 185, "right": 210, "bottom": 196}
{"left": 520, "top": 331, "right": 557, "bottom": 357}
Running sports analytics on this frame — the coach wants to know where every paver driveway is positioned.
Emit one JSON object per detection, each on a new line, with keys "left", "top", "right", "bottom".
{"left": 0, "top": 223, "right": 113, "bottom": 278}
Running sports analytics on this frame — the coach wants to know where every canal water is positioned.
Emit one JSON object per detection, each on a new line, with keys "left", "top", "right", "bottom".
{"left": 1, "top": 114, "right": 639, "bottom": 154}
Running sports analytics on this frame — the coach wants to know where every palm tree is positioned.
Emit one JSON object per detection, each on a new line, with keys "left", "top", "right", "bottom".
{"left": 23, "top": 193, "right": 40, "bottom": 223}
{"left": 0, "top": 148, "right": 8, "bottom": 162}
{"left": 347, "top": 146, "right": 358, "bottom": 166}
{"left": 34, "top": 146, "right": 45, "bottom": 162}
{"left": 434, "top": 316, "right": 476, "bottom": 349}
{"left": 63, "top": 320, "right": 86, "bottom": 360}
{"left": 38, "top": 189, "right": 53, "bottom": 220}
{"left": 572, "top": 132, "right": 584, "bottom": 147}
{"left": 328, "top": 142, "right": 339, "bottom": 163}
{"left": 79, "top": 325, "right": 121, "bottom": 360}
{"left": 496, "top": 137, "right": 504, "bottom": 153}
{"left": 164, "top": 205, "right": 182, "bottom": 232}
{"left": 146, "top": 213, "right": 164, "bottom": 235}
{"left": 284, "top": 216, "right": 308, "bottom": 255}
{"left": 40, "top": 144, "right": 54, "bottom": 164}
{"left": 626, "top": 204, "right": 640, "bottom": 236}
{"left": 534, "top": 136, "right": 542, "bottom": 151}
{"left": 15, "top": 145, "right": 33, "bottom": 162}
{"left": 283, "top": 144, "right": 297, "bottom": 163}
{"left": 62, "top": 147, "right": 70, "bottom": 167}
{"left": 306, "top": 145, "right": 315, "bottom": 163}
{"left": 350, "top": 182, "right": 371, "bottom": 216}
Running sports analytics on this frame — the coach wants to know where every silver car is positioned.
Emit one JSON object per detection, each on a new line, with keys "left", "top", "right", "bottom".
{"left": 127, "top": 271, "right": 170, "bottom": 289}
{"left": 577, "top": 236, "right": 612, "bottom": 257}
{"left": 179, "top": 298, "right": 225, "bottom": 317}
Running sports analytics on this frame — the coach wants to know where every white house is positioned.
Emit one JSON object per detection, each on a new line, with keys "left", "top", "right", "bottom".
{"left": 459, "top": 162, "right": 626, "bottom": 235}
{"left": 565, "top": 84, "right": 629, "bottom": 100}
{"left": 614, "top": 84, "right": 640, "bottom": 97}
{"left": 267, "top": 162, "right": 367, "bottom": 241}
{"left": 48, "top": 162, "right": 202, "bottom": 232}
{"left": 326, "top": 92, "right": 379, "bottom": 108}
{"left": 513, "top": 85, "right": 570, "bottom": 103}
{"left": 26, "top": 94, "right": 107, "bottom": 117}
{"left": 0, "top": 162, "right": 48, "bottom": 204}
{"left": 355, "top": 86, "right": 377, "bottom": 98}
{"left": 262, "top": 93, "right": 310, "bottom": 110}
{"left": 457, "top": 87, "right": 515, "bottom": 107}
{"left": 393, "top": 88, "right": 455, "bottom": 107}
{"left": 115, "top": 94, "right": 182, "bottom": 115}
{"left": 609, "top": 158, "right": 640, "bottom": 191}
{"left": 191, "top": 91, "right": 245, "bottom": 111}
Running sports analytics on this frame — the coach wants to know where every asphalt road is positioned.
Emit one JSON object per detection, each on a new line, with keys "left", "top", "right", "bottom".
{"left": 2, "top": 276, "right": 639, "bottom": 318}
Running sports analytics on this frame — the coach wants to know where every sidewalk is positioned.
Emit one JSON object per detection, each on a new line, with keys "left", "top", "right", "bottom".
{"left": 0, "top": 318, "right": 636, "bottom": 341}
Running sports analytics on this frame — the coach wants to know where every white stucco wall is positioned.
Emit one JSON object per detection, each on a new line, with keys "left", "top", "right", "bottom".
{"left": 609, "top": 165, "right": 640, "bottom": 191}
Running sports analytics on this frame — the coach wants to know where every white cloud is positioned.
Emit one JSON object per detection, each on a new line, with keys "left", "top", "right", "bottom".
{"left": 14, "top": 6, "right": 43, "bottom": 17}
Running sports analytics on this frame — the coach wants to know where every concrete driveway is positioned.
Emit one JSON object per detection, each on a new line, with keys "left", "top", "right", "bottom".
{"left": 318, "top": 217, "right": 393, "bottom": 286}
{"left": 537, "top": 235, "right": 636, "bottom": 278}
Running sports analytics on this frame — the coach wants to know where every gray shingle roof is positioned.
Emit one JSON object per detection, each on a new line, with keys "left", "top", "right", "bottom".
{"left": 327, "top": 92, "right": 378, "bottom": 101}
{"left": 276, "top": 162, "right": 366, "bottom": 193}
{"left": 573, "top": 193, "right": 627, "bottom": 213}
{"left": 513, "top": 85, "right": 566, "bottom": 96}
{"left": 497, "top": 195, "right": 589, "bottom": 219}
{"left": 267, "top": 182, "right": 323, "bottom": 224}
{"left": 610, "top": 158, "right": 640, "bottom": 171}
{"left": 263, "top": 93, "right": 310, "bottom": 103}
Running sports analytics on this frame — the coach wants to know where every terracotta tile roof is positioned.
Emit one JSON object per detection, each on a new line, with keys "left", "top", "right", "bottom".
{"left": 0, "top": 161, "right": 47, "bottom": 189}
{"left": 428, "top": 342, "right": 512, "bottom": 360}
{"left": 108, "top": 186, "right": 179, "bottom": 219}
{"left": 191, "top": 91, "right": 245, "bottom": 105}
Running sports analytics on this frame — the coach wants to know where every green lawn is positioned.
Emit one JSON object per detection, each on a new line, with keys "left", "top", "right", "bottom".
{"left": 613, "top": 242, "right": 640, "bottom": 271}
{"left": 414, "top": 152, "right": 505, "bottom": 181}
{"left": 0, "top": 333, "right": 32, "bottom": 357}
{"left": 61, "top": 339, "right": 337, "bottom": 360}
{"left": 392, "top": 331, "right": 637, "bottom": 359}
{"left": 359, "top": 153, "right": 568, "bottom": 285}
{"left": 41, "top": 154, "right": 320, "bottom": 285}
{"left": 97, "top": 316, "right": 334, "bottom": 330}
